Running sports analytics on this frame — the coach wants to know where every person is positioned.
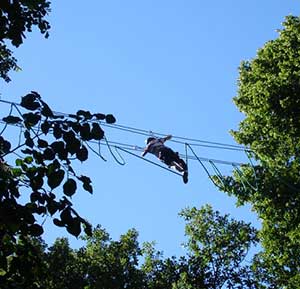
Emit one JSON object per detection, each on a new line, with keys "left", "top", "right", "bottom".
{"left": 142, "top": 135, "right": 188, "bottom": 184}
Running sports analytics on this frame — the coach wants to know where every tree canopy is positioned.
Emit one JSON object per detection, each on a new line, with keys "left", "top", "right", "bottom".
{"left": 0, "top": 206, "right": 258, "bottom": 289}
{"left": 224, "top": 15, "right": 300, "bottom": 288}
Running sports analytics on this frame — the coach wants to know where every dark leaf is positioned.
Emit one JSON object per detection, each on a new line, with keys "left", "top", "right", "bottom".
{"left": 53, "top": 218, "right": 65, "bottom": 227}
{"left": 43, "top": 148, "right": 55, "bottom": 160}
{"left": 58, "top": 149, "right": 68, "bottom": 160}
{"left": 94, "top": 113, "right": 106, "bottom": 120}
{"left": 0, "top": 138, "right": 11, "bottom": 153}
{"left": 35, "top": 206, "right": 47, "bottom": 215}
{"left": 53, "top": 123, "right": 62, "bottom": 139}
{"left": 30, "top": 91, "right": 42, "bottom": 99}
{"left": 49, "top": 192, "right": 56, "bottom": 200}
{"left": 29, "top": 224, "right": 44, "bottom": 236}
{"left": 60, "top": 208, "right": 73, "bottom": 224}
{"left": 20, "top": 93, "right": 41, "bottom": 110}
{"left": 91, "top": 123, "right": 104, "bottom": 140}
{"left": 30, "top": 191, "right": 41, "bottom": 202}
{"left": 83, "top": 222, "right": 93, "bottom": 236}
{"left": 83, "top": 182, "right": 93, "bottom": 194}
{"left": 41, "top": 121, "right": 50, "bottom": 134}
{"left": 30, "top": 175, "right": 44, "bottom": 190}
{"left": 63, "top": 130, "right": 76, "bottom": 144}
{"left": 25, "top": 137, "right": 34, "bottom": 148}
{"left": 47, "top": 200, "right": 59, "bottom": 216}
{"left": 63, "top": 130, "right": 80, "bottom": 154}
{"left": 33, "top": 151, "right": 44, "bottom": 164}
{"left": 76, "top": 145, "right": 88, "bottom": 162}
{"left": 78, "top": 175, "right": 93, "bottom": 194}
{"left": 23, "top": 112, "right": 41, "bottom": 127}
{"left": 2, "top": 116, "right": 22, "bottom": 124}
{"left": 66, "top": 217, "right": 81, "bottom": 237}
{"left": 21, "top": 148, "right": 33, "bottom": 155}
{"left": 66, "top": 136, "right": 81, "bottom": 155}
{"left": 76, "top": 110, "right": 92, "bottom": 120}
{"left": 47, "top": 160, "right": 61, "bottom": 173}
{"left": 105, "top": 114, "right": 116, "bottom": 124}
{"left": 71, "top": 122, "right": 80, "bottom": 133}
{"left": 37, "top": 138, "right": 48, "bottom": 148}
{"left": 63, "top": 178, "right": 77, "bottom": 197}
{"left": 50, "top": 141, "right": 65, "bottom": 153}
{"left": 78, "top": 175, "right": 91, "bottom": 184}
{"left": 24, "top": 130, "right": 30, "bottom": 139}
{"left": 79, "top": 123, "right": 91, "bottom": 141}
{"left": 47, "top": 169, "right": 65, "bottom": 189}
{"left": 40, "top": 100, "right": 54, "bottom": 118}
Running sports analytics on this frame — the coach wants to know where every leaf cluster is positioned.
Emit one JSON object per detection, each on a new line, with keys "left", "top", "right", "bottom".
{"left": 0, "top": 0, "right": 51, "bottom": 81}
{"left": 225, "top": 15, "right": 300, "bottom": 287}
{"left": 0, "top": 93, "right": 116, "bottom": 284}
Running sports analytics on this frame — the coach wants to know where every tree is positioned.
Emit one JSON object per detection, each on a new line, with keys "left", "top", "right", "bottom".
{"left": 0, "top": 1, "right": 120, "bottom": 287}
{"left": 0, "top": 93, "right": 116, "bottom": 287}
{"left": 223, "top": 15, "right": 300, "bottom": 288}
{"left": 80, "top": 226, "right": 146, "bottom": 289}
{"left": 0, "top": 236, "right": 48, "bottom": 289}
{"left": 44, "top": 237, "right": 86, "bottom": 289}
{"left": 31, "top": 206, "right": 258, "bottom": 289}
{"left": 0, "top": 0, "right": 51, "bottom": 82}
{"left": 0, "top": 205, "right": 259, "bottom": 288}
{"left": 177, "top": 205, "right": 259, "bottom": 289}
{"left": 141, "top": 205, "right": 259, "bottom": 289}
{"left": 42, "top": 226, "right": 146, "bottom": 289}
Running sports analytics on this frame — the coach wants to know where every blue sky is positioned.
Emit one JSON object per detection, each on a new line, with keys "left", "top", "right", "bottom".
{"left": 1, "top": 1, "right": 300, "bottom": 256}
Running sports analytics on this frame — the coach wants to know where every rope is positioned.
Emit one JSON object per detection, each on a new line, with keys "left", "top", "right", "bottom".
{"left": 103, "top": 137, "right": 126, "bottom": 165}
{"left": 0, "top": 99, "right": 250, "bottom": 152}
{"left": 245, "top": 150, "right": 258, "bottom": 191}
{"left": 209, "top": 160, "right": 226, "bottom": 189}
{"left": 232, "top": 164, "right": 258, "bottom": 192}
{"left": 0, "top": 120, "right": 246, "bottom": 166}
{"left": 0, "top": 99, "right": 256, "bottom": 186}
{"left": 100, "top": 122, "right": 249, "bottom": 152}
{"left": 85, "top": 141, "right": 107, "bottom": 162}
{"left": 185, "top": 143, "right": 188, "bottom": 169}
{"left": 185, "top": 143, "right": 225, "bottom": 190}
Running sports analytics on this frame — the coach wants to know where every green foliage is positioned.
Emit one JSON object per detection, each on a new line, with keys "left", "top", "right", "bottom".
{"left": 42, "top": 226, "right": 146, "bottom": 289}
{"left": 227, "top": 15, "right": 300, "bottom": 287}
{"left": 0, "top": 236, "right": 48, "bottom": 289}
{"left": 140, "top": 206, "right": 259, "bottom": 289}
{"left": 0, "top": 207, "right": 260, "bottom": 288}
{"left": 233, "top": 15, "right": 300, "bottom": 168}
{"left": 179, "top": 205, "right": 259, "bottom": 288}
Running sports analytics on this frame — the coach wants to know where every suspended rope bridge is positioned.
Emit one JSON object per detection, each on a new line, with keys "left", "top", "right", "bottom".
{"left": 0, "top": 99, "right": 258, "bottom": 190}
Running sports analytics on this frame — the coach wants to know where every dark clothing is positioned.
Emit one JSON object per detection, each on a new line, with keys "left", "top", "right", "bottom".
{"left": 146, "top": 138, "right": 165, "bottom": 158}
{"left": 159, "top": 147, "right": 181, "bottom": 166}
{"left": 146, "top": 138, "right": 181, "bottom": 166}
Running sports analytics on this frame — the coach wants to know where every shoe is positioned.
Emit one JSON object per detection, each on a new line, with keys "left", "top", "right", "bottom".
{"left": 183, "top": 171, "right": 188, "bottom": 184}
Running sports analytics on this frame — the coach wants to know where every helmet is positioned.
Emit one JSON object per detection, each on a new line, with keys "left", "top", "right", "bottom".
{"left": 146, "top": 137, "right": 156, "bottom": 144}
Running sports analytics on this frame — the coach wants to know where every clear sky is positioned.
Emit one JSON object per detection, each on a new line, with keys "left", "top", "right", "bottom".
{"left": 1, "top": 1, "right": 300, "bottom": 257}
